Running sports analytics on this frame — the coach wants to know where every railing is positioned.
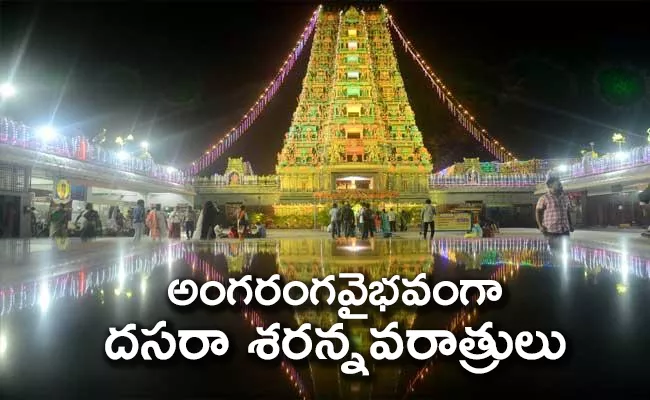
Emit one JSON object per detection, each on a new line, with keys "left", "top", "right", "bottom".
{"left": 560, "top": 145, "right": 650, "bottom": 180}
{"left": 429, "top": 173, "right": 547, "bottom": 187}
{"left": 192, "top": 174, "right": 280, "bottom": 187}
{"left": 0, "top": 117, "right": 185, "bottom": 184}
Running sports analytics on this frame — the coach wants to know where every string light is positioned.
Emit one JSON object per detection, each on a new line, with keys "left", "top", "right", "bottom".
{"left": 382, "top": 6, "right": 517, "bottom": 163}
{"left": 186, "top": 6, "right": 322, "bottom": 176}
{"left": 0, "top": 117, "right": 183, "bottom": 184}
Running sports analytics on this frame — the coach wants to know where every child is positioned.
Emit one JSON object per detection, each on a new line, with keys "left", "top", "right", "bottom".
{"left": 464, "top": 222, "right": 483, "bottom": 238}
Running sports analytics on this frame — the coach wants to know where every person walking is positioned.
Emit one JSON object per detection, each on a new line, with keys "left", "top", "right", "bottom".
{"left": 132, "top": 199, "right": 145, "bottom": 243}
{"left": 420, "top": 199, "right": 436, "bottom": 240}
{"left": 184, "top": 206, "right": 196, "bottom": 240}
{"left": 536, "top": 176, "right": 573, "bottom": 249}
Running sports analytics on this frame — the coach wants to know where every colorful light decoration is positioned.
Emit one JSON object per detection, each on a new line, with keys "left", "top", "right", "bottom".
{"left": 562, "top": 142, "right": 650, "bottom": 179}
{"left": 0, "top": 117, "right": 184, "bottom": 184}
{"left": 405, "top": 239, "right": 650, "bottom": 395}
{"left": 382, "top": 6, "right": 517, "bottom": 163}
{"left": 186, "top": 6, "right": 322, "bottom": 176}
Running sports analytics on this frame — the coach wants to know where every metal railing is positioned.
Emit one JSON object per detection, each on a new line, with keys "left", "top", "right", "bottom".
{"left": 560, "top": 145, "right": 650, "bottom": 180}
{"left": 192, "top": 174, "right": 280, "bottom": 187}
{"left": 430, "top": 173, "right": 548, "bottom": 187}
{"left": 0, "top": 117, "right": 185, "bottom": 184}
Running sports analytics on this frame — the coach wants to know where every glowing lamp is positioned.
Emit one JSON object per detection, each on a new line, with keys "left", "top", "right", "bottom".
{"left": 36, "top": 125, "right": 58, "bottom": 142}
{"left": 615, "top": 151, "right": 629, "bottom": 161}
{"left": 117, "top": 150, "right": 129, "bottom": 161}
{"left": 0, "top": 82, "right": 16, "bottom": 99}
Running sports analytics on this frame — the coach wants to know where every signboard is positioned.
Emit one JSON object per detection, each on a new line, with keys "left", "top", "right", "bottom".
{"left": 53, "top": 178, "right": 71, "bottom": 203}
{"left": 70, "top": 185, "right": 87, "bottom": 201}
{"left": 434, "top": 212, "right": 472, "bottom": 232}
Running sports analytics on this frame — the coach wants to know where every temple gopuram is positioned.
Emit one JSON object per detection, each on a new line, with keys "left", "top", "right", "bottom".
{"left": 193, "top": 7, "right": 555, "bottom": 228}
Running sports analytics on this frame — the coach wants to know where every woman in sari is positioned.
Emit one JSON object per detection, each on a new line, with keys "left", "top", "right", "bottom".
{"left": 380, "top": 209, "right": 391, "bottom": 238}
{"left": 49, "top": 203, "right": 68, "bottom": 238}
{"left": 192, "top": 206, "right": 204, "bottom": 240}
{"left": 146, "top": 204, "right": 168, "bottom": 240}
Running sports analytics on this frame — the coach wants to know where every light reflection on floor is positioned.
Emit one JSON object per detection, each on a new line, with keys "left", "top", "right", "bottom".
{"left": 0, "top": 237, "right": 649, "bottom": 398}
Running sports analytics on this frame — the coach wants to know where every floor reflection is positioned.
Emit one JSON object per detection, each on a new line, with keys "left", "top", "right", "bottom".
{"left": 0, "top": 238, "right": 649, "bottom": 398}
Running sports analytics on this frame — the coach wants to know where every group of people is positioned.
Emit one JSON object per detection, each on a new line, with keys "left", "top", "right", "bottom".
{"left": 328, "top": 199, "right": 438, "bottom": 240}
{"left": 47, "top": 202, "right": 102, "bottom": 242}
{"left": 131, "top": 201, "right": 266, "bottom": 242}
{"left": 132, "top": 202, "right": 199, "bottom": 242}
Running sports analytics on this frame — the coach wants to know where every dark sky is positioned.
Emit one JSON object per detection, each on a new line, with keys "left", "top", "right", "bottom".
{"left": 1, "top": 1, "right": 649, "bottom": 174}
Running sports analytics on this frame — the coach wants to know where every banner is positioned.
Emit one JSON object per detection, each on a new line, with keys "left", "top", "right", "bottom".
{"left": 434, "top": 213, "right": 472, "bottom": 232}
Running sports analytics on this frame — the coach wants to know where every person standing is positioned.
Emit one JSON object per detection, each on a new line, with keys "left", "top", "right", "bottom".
{"left": 362, "top": 203, "right": 373, "bottom": 239}
{"left": 387, "top": 208, "right": 397, "bottom": 232}
{"left": 381, "top": 209, "right": 391, "bottom": 237}
{"left": 146, "top": 204, "right": 168, "bottom": 241}
{"left": 420, "top": 199, "right": 436, "bottom": 240}
{"left": 341, "top": 202, "right": 354, "bottom": 238}
{"left": 329, "top": 203, "right": 340, "bottom": 238}
{"left": 237, "top": 205, "right": 249, "bottom": 240}
{"left": 400, "top": 210, "right": 408, "bottom": 232}
{"left": 76, "top": 203, "right": 101, "bottom": 242}
{"left": 169, "top": 206, "right": 182, "bottom": 239}
{"left": 184, "top": 206, "right": 196, "bottom": 240}
{"left": 132, "top": 199, "right": 145, "bottom": 243}
{"left": 357, "top": 204, "right": 364, "bottom": 237}
{"left": 200, "top": 201, "right": 218, "bottom": 239}
{"left": 49, "top": 203, "right": 68, "bottom": 238}
{"left": 536, "top": 176, "right": 573, "bottom": 248}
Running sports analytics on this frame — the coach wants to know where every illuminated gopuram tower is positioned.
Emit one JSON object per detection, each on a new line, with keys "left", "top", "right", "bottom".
{"left": 276, "top": 6, "right": 432, "bottom": 204}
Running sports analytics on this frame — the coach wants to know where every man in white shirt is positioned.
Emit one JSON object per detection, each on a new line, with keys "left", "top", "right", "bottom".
{"left": 387, "top": 208, "right": 397, "bottom": 232}
{"left": 420, "top": 199, "right": 436, "bottom": 240}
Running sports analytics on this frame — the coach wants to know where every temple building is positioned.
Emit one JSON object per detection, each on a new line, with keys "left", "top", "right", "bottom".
{"left": 193, "top": 7, "right": 551, "bottom": 228}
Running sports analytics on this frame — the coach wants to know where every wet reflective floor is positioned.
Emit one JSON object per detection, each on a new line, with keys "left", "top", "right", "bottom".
{"left": 1, "top": 236, "right": 650, "bottom": 399}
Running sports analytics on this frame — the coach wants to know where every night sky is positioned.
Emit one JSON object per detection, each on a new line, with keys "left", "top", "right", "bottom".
{"left": 1, "top": 1, "right": 649, "bottom": 174}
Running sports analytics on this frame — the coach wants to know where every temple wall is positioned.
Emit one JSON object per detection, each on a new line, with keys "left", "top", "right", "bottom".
{"left": 429, "top": 189, "right": 537, "bottom": 206}
{"left": 195, "top": 191, "right": 280, "bottom": 209}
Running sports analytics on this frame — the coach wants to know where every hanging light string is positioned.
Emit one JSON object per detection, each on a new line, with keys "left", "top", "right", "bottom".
{"left": 187, "top": 6, "right": 322, "bottom": 176}
{"left": 382, "top": 6, "right": 517, "bottom": 163}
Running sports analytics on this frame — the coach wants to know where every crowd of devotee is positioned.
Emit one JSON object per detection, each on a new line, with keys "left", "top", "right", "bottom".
{"left": 27, "top": 172, "right": 622, "bottom": 246}
{"left": 33, "top": 196, "right": 511, "bottom": 243}
{"left": 39, "top": 200, "right": 267, "bottom": 242}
